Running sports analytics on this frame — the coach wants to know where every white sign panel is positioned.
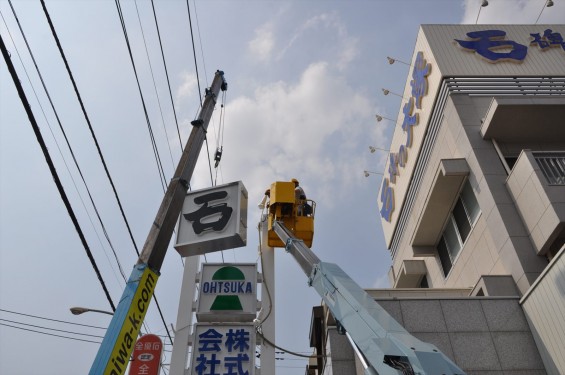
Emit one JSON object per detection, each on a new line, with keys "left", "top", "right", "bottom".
{"left": 175, "top": 181, "right": 247, "bottom": 257}
{"left": 190, "top": 323, "right": 256, "bottom": 375}
{"left": 197, "top": 263, "right": 257, "bottom": 323}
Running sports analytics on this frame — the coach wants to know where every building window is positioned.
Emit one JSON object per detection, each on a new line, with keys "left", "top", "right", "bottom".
{"left": 437, "top": 181, "right": 480, "bottom": 277}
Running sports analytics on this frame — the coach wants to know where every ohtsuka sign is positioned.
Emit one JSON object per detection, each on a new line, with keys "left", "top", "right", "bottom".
{"left": 196, "top": 263, "right": 257, "bottom": 323}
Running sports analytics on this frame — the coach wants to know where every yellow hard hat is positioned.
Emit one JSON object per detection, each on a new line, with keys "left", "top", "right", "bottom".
{"left": 291, "top": 178, "right": 299, "bottom": 184}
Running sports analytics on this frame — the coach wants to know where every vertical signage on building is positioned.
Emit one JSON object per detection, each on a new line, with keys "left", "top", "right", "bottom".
{"left": 175, "top": 181, "right": 248, "bottom": 257}
{"left": 379, "top": 51, "right": 431, "bottom": 222}
{"left": 197, "top": 263, "right": 257, "bottom": 323}
{"left": 190, "top": 323, "right": 256, "bottom": 375}
{"left": 129, "top": 334, "right": 163, "bottom": 375}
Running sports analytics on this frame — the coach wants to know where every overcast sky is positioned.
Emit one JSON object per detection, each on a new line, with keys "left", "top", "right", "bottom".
{"left": 1, "top": 1, "right": 563, "bottom": 374}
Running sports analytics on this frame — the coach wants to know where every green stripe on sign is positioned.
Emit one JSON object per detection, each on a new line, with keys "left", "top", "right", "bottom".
{"left": 212, "top": 266, "right": 245, "bottom": 280}
{"left": 210, "top": 295, "right": 243, "bottom": 310}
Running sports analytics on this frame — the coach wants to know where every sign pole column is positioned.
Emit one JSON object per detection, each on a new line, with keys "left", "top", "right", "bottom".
{"left": 169, "top": 255, "right": 200, "bottom": 374}
{"left": 259, "top": 217, "right": 275, "bottom": 374}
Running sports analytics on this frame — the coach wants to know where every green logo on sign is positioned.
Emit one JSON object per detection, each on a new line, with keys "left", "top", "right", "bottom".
{"left": 209, "top": 266, "right": 245, "bottom": 311}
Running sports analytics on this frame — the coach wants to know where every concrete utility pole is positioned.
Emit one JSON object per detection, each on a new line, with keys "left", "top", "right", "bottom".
{"left": 89, "top": 71, "right": 227, "bottom": 375}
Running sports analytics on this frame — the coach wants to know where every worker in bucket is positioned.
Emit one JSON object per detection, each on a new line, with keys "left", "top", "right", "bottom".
{"left": 292, "top": 178, "right": 311, "bottom": 216}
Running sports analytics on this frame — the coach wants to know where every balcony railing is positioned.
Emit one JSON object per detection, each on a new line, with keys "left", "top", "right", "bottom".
{"left": 534, "top": 152, "right": 565, "bottom": 185}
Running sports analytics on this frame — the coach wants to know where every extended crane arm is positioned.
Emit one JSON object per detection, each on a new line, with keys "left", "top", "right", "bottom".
{"left": 273, "top": 220, "right": 466, "bottom": 375}
{"left": 89, "top": 71, "right": 227, "bottom": 375}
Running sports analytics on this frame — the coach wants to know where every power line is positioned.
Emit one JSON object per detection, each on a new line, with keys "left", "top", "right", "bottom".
{"left": 191, "top": 0, "right": 208, "bottom": 87}
{"left": 7, "top": 0, "right": 128, "bottom": 283}
{"left": 113, "top": 0, "right": 168, "bottom": 193}
{"left": 150, "top": 0, "right": 183, "bottom": 152}
{"left": 185, "top": 0, "right": 202, "bottom": 108}
{"left": 39, "top": 0, "right": 174, "bottom": 345}
{"left": 0, "top": 308, "right": 106, "bottom": 330}
{"left": 1, "top": 33, "right": 116, "bottom": 312}
{"left": 1, "top": 322, "right": 102, "bottom": 344}
{"left": 113, "top": 0, "right": 175, "bottom": 346}
{"left": 133, "top": 0, "right": 176, "bottom": 171}
{"left": 0, "top": 318, "right": 104, "bottom": 339}
{"left": 0, "top": 321, "right": 173, "bottom": 350}
{"left": 184, "top": 0, "right": 215, "bottom": 188}
{"left": 0, "top": 308, "right": 173, "bottom": 342}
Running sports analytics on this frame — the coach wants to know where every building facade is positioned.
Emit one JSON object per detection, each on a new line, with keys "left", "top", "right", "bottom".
{"left": 307, "top": 25, "right": 565, "bottom": 375}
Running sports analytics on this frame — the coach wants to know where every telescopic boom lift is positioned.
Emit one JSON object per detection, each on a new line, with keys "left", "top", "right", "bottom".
{"left": 265, "top": 180, "right": 466, "bottom": 375}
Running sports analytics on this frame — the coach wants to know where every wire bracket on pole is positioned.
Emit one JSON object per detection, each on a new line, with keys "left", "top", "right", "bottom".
{"left": 170, "top": 177, "right": 189, "bottom": 190}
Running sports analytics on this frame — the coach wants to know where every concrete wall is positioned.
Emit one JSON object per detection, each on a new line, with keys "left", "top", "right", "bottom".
{"left": 521, "top": 249, "right": 565, "bottom": 375}
{"left": 506, "top": 150, "right": 565, "bottom": 255}
{"left": 391, "top": 94, "right": 549, "bottom": 294}
{"left": 323, "top": 297, "right": 546, "bottom": 374}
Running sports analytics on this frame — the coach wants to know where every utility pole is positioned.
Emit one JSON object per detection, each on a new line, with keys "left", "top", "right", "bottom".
{"left": 89, "top": 70, "right": 227, "bottom": 375}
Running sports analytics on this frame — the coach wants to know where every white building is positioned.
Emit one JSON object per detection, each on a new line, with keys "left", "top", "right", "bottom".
{"left": 307, "top": 24, "right": 565, "bottom": 375}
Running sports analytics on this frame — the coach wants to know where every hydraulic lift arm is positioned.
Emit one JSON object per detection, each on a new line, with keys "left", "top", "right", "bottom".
{"left": 272, "top": 220, "right": 466, "bottom": 375}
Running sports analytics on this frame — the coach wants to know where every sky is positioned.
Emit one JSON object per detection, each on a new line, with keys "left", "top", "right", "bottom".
{"left": 1, "top": 0, "right": 563, "bottom": 374}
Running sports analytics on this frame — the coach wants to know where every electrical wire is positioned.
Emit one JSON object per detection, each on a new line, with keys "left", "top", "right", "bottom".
{"left": 6, "top": 0, "right": 127, "bottom": 283}
{"left": 0, "top": 322, "right": 172, "bottom": 352}
{"left": 254, "top": 212, "right": 325, "bottom": 361}
{"left": 0, "top": 309, "right": 106, "bottom": 330}
{"left": 114, "top": 0, "right": 168, "bottom": 192}
{"left": 1, "top": 9, "right": 126, "bottom": 288}
{"left": 184, "top": 0, "right": 216, "bottom": 190}
{"left": 133, "top": 0, "right": 176, "bottom": 171}
{"left": 0, "top": 322, "right": 102, "bottom": 344}
{"left": 185, "top": 0, "right": 202, "bottom": 108}
{"left": 150, "top": 0, "right": 183, "bottom": 152}
{"left": 40, "top": 0, "right": 173, "bottom": 345}
{"left": 257, "top": 330, "right": 324, "bottom": 359}
{"left": 256, "top": 216, "right": 273, "bottom": 326}
{"left": 190, "top": 0, "right": 208, "bottom": 87}
{"left": 0, "top": 318, "right": 104, "bottom": 339}
{"left": 114, "top": 0, "right": 178, "bottom": 346}
{"left": 0, "top": 309, "right": 172, "bottom": 342}
{"left": 39, "top": 0, "right": 160, "bottom": 249}
{"left": 1, "top": 33, "right": 116, "bottom": 312}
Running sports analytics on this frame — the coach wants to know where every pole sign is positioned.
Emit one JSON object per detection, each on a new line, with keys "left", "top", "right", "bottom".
{"left": 197, "top": 263, "right": 257, "bottom": 323}
{"left": 89, "top": 264, "right": 159, "bottom": 375}
{"left": 129, "top": 334, "right": 163, "bottom": 375}
{"left": 190, "top": 323, "right": 256, "bottom": 375}
{"left": 175, "top": 181, "right": 248, "bottom": 257}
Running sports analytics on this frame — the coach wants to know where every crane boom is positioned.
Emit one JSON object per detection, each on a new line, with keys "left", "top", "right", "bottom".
{"left": 89, "top": 70, "right": 227, "bottom": 375}
{"left": 272, "top": 220, "right": 466, "bottom": 375}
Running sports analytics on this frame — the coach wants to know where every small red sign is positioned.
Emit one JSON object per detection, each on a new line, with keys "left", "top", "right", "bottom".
{"left": 129, "top": 334, "right": 162, "bottom": 375}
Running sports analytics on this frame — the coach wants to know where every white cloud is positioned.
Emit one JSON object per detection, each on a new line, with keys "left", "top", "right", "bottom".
{"left": 218, "top": 62, "right": 375, "bottom": 220}
{"left": 277, "top": 12, "right": 359, "bottom": 70}
{"left": 176, "top": 71, "right": 198, "bottom": 106}
{"left": 248, "top": 22, "right": 275, "bottom": 62}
